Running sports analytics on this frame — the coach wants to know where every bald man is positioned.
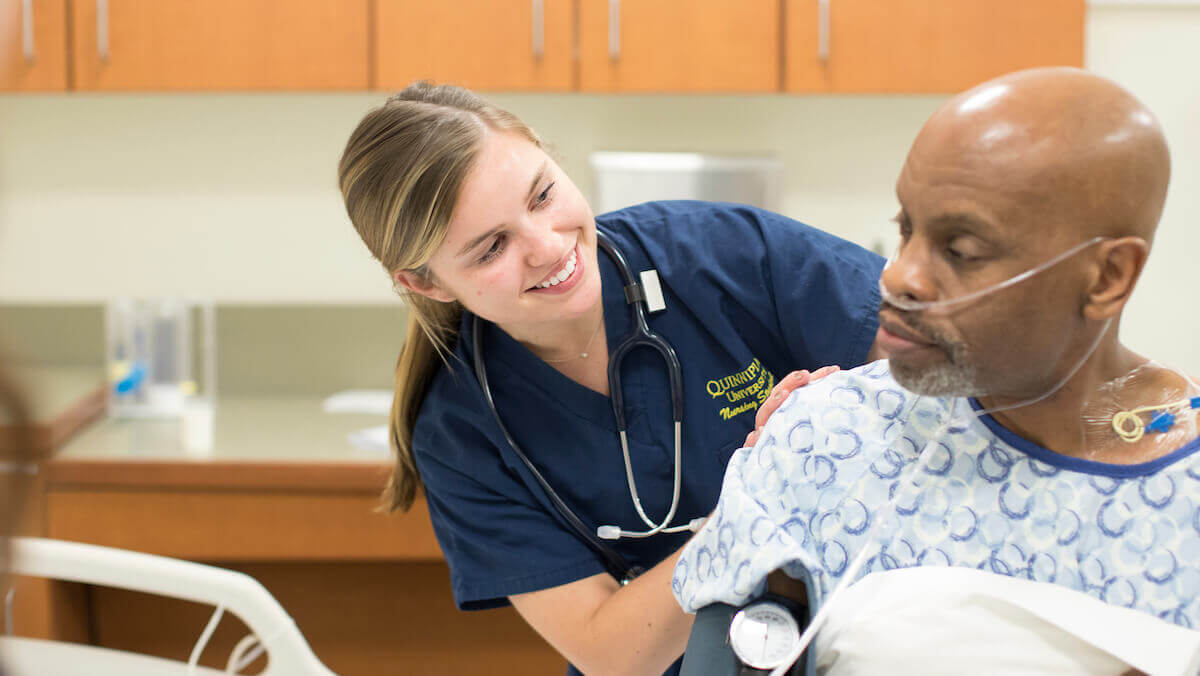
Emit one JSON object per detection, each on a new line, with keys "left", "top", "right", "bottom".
{"left": 672, "top": 68, "right": 1200, "bottom": 674}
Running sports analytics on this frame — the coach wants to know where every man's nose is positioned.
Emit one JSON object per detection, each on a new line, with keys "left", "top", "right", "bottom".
{"left": 880, "top": 244, "right": 937, "bottom": 304}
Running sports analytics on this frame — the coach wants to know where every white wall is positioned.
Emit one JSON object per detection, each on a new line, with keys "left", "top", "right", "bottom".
{"left": 1085, "top": 5, "right": 1200, "bottom": 373}
{"left": 0, "top": 92, "right": 940, "bottom": 304}
{"left": 0, "top": 4, "right": 1196, "bottom": 369}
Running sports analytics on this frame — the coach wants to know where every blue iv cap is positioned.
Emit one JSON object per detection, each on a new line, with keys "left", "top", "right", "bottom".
{"left": 1147, "top": 411, "right": 1176, "bottom": 434}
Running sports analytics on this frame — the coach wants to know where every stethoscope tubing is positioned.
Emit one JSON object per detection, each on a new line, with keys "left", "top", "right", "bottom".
{"left": 598, "top": 232, "right": 685, "bottom": 426}
{"left": 469, "top": 229, "right": 693, "bottom": 583}
{"left": 472, "top": 313, "right": 636, "bottom": 582}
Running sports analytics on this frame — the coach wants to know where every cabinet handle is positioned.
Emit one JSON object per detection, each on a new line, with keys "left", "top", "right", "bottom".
{"left": 532, "top": 0, "right": 544, "bottom": 59}
{"left": 97, "top": 0, "right": 110, "bottom": 63}
{"left": 608, "top": 0, "right": 620, "bottom": 61}
{"left": 818, "top": 0, "right": 830, "bottom": 63}
{"left": 21, "top": 0, "right": 34, "bottom": 63}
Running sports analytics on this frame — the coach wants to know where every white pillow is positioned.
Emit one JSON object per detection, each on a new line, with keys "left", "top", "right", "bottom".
{"left": 815, "top": 567, "right": 1200, "bottom": 676}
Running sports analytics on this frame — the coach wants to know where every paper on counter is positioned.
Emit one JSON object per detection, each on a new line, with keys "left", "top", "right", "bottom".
{"left": 323, "top": 389, "right": 393, "bottom": 415}
{"left": 347, "top": 425, "right": 390, "bottom": 455}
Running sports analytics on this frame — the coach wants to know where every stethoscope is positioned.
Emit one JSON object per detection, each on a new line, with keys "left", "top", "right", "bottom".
{"left": 471, "top": 230, "right": 703, "bottom": 584}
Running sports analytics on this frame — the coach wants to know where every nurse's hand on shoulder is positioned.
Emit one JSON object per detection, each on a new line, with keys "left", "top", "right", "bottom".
{"left": 743, "top": 366, "right": 840, "bottom": 447}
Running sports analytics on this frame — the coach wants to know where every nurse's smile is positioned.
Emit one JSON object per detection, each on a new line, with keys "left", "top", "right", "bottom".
{"left": 528, "top": 243, "right": 584, "bottom": 295}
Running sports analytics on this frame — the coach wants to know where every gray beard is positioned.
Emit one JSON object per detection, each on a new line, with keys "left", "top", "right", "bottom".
{"left": 890, "top": 355, "right": 984, "bottom": 398}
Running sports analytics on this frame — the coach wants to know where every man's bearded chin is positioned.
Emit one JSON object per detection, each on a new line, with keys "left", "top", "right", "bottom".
{"left": 891, "top": 356, "right": 983, "bottom": 397}
{"left": 888, "top": 327, "right": 985, "bottom": 398}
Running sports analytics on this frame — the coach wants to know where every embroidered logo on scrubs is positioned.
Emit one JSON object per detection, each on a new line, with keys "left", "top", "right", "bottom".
{"left": 706, "top": 358, "right": 775, "bottom": 421}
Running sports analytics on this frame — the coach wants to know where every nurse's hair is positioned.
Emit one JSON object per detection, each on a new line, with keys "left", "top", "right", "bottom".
{"left": 338, "top": 82, "right": 544, "bottom": 512}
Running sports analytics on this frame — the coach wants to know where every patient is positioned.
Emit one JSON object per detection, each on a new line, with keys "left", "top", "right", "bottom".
{"left": 674, "top": 67, "right": 1200, "bottom": 673}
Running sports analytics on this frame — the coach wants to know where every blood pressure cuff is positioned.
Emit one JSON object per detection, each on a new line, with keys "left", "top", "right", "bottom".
{"left": 680, "top": 603, "right": 807, "bottom": 676}
{"left": 680, "top": 604, "right": 741, "bottom": 676}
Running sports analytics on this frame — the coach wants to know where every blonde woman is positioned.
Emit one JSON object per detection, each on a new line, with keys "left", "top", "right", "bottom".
{"left": 338, "top": 82, "right": 883, "bottom": 675}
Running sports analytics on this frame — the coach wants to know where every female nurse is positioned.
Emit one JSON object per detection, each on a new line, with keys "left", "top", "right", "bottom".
{"left": 337, "top": 82, "right": 883, "bottom": 675}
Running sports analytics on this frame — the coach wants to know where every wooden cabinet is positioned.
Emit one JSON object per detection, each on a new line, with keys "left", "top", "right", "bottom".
{"left": 579, "top": 0, "right": 780, "bottom": 93}
{"left": 374, "top": 0, "right": 575, "bottom": 92}
{"left": 0, "top": 0, "right": 67, "bottom": 91}
{"left": 2, "top": 1, "right": 1091, "bottom": 95}
{"left": 70, "top": 0, "right": 369, "bottom": 91}
{"left": 785, "top": 0, "right": 1085, "bottom": 93}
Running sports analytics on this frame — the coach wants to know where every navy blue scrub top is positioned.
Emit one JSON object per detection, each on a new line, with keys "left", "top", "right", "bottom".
{"left": 411, "top": 201, "right": 883, "bottom": 675}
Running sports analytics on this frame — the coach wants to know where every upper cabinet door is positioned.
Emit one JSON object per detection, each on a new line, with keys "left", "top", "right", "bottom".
{"left": 785, "top": 0, "right": 1084, "bottom": 93}
{"left": 71, "top": 0, "right": 369, "bottom": 91}
{"left": 579, "top": 0, "right": 780, "bottom": 93}
{"left": 1, "top": 0, "right": 68, "bottom": 91}
{"left": 374, "top": 0, "right": 575, "bottom": 91}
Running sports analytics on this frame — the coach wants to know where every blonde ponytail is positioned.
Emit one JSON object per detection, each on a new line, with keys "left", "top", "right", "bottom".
{"left": 339, "top": 82, "right": 542, "bottom": 512}
{"left": 383, "top": 298, "right": 460, "bottom": 511}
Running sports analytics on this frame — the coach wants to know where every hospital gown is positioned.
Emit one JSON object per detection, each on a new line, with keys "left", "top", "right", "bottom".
{"left": 673, "top": 360, "right": 1200, "bottom": 631}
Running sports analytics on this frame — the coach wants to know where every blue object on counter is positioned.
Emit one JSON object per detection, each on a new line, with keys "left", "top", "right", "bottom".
{"left": 114, "top": 362, "right": 147, "bottom": 395}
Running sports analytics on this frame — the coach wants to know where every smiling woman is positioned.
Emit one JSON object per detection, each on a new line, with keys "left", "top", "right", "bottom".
{"left": 338, "top": 82, "right": 551, "bottom": 511}
{"left": 393, "top": 128, "right": 604, "bottom": 354}
{"left": 336, "top": 82, "right": 885, "bottom": 675}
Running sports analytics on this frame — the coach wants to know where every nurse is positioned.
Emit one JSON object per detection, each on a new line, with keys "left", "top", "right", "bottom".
{"left": 337, "top": 82, "right": 883, "bottom": 675}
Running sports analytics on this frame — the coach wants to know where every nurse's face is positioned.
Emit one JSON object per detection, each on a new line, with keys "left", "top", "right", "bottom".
{"left": 399, "top": 130, "right": 600, "bottom": 334}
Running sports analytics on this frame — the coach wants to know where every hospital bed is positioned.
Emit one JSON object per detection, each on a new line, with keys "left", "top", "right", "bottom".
{"left": 0, "top": 537, "right": 337, "bottom": 675}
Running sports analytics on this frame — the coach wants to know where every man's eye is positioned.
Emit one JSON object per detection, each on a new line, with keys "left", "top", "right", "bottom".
{"left": 945, "top": 245, "right": 980, "bottom": 263}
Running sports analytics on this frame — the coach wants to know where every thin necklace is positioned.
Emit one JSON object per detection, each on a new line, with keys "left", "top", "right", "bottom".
{"left": 541, "top": 315, "right": 604, "bottom": 363}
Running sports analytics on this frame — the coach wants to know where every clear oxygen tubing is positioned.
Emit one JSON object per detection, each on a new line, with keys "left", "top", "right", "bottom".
{"left": 878, "top": 236, "right": 1108, "bottom": 314}
{"left": 765, "top": 319, "right": 1115, "bottom": 676}
{"left": 880, "top": 230, "right": 1197, "bottom": 444}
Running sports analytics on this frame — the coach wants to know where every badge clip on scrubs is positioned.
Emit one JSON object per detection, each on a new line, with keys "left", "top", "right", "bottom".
{"left": 472, "top": 230, "right": 702, "bottom": 586}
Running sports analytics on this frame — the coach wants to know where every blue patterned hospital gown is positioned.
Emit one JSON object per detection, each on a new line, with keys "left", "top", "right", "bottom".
{"left": 673, "top": 360, "right": 1200, "bottom": 629}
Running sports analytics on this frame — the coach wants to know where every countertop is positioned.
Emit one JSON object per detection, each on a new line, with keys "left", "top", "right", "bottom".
{"left": 4, "top": 364, "right": 104, "bottom": 424}
{"left": 49, "top": 396, "right": 393, "bottom": 491}
{"left": 2, "top": 364, "right": 107, "bottom": 454}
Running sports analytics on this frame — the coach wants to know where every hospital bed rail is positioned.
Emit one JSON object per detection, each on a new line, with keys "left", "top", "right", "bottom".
{"left": 0, "top": 536, "right": 337, "bottom": 675}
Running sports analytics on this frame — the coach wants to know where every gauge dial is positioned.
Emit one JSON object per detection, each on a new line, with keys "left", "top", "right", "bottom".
{"left": 729, "top": 600, "right": 801, "bottom": 670}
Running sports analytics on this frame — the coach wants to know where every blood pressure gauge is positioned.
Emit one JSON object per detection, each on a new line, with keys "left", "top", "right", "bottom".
{"left": 728, "top": 597, "right": 803, "bottom": 672}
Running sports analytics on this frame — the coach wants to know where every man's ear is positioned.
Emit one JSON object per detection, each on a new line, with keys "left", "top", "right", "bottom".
{"left": 1083, "top": 237, "right": 1149, "bottom": 320}
{"left": 394, "top": 269, "right": 456, "bottom": 303}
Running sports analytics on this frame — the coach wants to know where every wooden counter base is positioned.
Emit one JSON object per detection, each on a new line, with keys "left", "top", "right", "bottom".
{"left": 87, "top": 561, "right": 564, "bottom": 676}
{"left": 23, "top": 456, "right": 567, "bottom": 675}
